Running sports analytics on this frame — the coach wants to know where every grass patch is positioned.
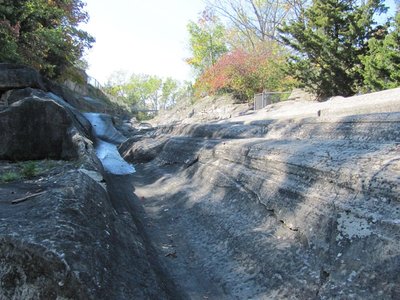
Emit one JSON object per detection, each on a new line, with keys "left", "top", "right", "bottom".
{"left": 20, "top": 161, "right": 38, "bottom": 179}
{"left": 1, "top": 171, "right": 21, "bottom": 182}
{"left": 0, "top": 159, "right": 75, "bottom": 183}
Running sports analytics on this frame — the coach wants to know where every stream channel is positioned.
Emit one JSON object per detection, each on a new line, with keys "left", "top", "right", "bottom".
{"left": 82, "top": 112, "right": 273, "bottom": 299}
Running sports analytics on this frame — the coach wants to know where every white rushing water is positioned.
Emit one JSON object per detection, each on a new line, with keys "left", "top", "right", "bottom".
{"left": 84, "top": 113, "right": 135, "bottom": 175}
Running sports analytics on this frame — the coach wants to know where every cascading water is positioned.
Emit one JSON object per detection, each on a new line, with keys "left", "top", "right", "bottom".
{"left": 84, "top": 113, "right": 135, "bottom": 175}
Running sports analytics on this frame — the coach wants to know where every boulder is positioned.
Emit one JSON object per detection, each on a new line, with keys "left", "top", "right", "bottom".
{"left": 0, "top": 63, "right": 108, "bottom": 113}
{"left": 119, "top": 136, "right": 168, "bottom": 163}
{"left": 0, "top": 97, "right": 79, "bottom": 160}
{"left": 2, "top": 88, "right": 94, "bottom": 140}
{"left": 0, "top": 63, "right": 46, "bottom": 92}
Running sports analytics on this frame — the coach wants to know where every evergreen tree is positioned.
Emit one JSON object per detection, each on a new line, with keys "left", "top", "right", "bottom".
{"left": 280, "top": 0, "right": 387, "bottom": 99}
{"left": 361, "top": 11, "right": 400, "bottom": 91}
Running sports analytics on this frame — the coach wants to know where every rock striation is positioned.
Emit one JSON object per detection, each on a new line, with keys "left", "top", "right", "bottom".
{"left": 121, "top": 89, "right": 400, "bottom": 299}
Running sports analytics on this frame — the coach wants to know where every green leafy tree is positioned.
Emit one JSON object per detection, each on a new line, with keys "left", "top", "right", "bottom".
{"left": 280, "top": 0, "right": 387, "bottom": 99}
{"left": 105, "top": 72, "right": 183, "bottom": 115}
{"left": 104, "top": 70, "right": 131, "bottom": 107}
{"left": 124, "top": 74, "right": 162, "bottom": 111}
{"left": 361, "top": 11, "right": 400, "bottom": 91}
{"left": 160, "top": 77, "right": 179, "bottom": 110}
{"left": 0, "top": 0, "right": 94, "bottom": 78}
{"left": 187, "top": 9, "right": 228, "bottom": 75}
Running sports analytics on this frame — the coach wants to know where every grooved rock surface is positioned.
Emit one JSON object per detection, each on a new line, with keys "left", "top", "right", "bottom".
{"left": 119, "top": 137, "right": 168, "bottom": 163}
{"left": 122, "top": 91, "right": 400, "bottom": 299}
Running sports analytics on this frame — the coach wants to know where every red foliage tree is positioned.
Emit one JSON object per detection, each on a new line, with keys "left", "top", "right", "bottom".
{"left": 194, "top": 43, "right": 294, "bottom": 100}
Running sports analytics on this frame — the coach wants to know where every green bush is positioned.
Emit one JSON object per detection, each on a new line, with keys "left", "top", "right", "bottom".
{"left": 21, "top": 161, "right": 37, "bottom": 179}
{"left": 0, "top": 0, "right": 94, "bottom": 79}
{"left": 1, "top": 171, "right": 20, "bottom": 182}
{"left": 361, "top": 12, "right": 400, "bottom": 91}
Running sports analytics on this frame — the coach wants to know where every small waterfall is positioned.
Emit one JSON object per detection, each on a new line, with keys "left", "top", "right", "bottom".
{"left": 84, "top": 113, "right": 135, "bottom": 175}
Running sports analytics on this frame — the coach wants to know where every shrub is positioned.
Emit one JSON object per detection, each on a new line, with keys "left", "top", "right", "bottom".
{"left": 1, "top": 171, "right": 20, "bottom": 182}
{"left": 21, "top": 161, "right": 37, "bottom": 179}
{"left": 194, "top": 42, "right": 296, "bottom": 101}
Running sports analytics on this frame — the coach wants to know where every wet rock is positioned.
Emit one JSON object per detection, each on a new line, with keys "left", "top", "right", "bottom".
{"left": 84, "top": 113, "right": 127, "bottom": 144}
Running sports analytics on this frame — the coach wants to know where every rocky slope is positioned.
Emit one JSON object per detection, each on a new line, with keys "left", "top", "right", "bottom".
{"left": 0, "top": 64, "right": 175, "bottom": 299}
{"left": 1, "top": 62, "right": 399, "bottom": 299}
{"left": 121, "top": 88, "right": 400, "bottom": 299}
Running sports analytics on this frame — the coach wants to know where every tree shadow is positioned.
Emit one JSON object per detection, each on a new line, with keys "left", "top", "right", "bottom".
{"left": 127, "top": 111, "right": 400, "bottom": 298}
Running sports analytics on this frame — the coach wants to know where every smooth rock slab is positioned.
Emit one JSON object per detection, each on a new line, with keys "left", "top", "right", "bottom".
{"left": 128, "top": 109, "right": 400, "bottom": 299}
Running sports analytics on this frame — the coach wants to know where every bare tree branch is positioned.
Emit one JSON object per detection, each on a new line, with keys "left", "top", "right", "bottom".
{"left": 206, "top": 0, "right": 309, "bottom": 48}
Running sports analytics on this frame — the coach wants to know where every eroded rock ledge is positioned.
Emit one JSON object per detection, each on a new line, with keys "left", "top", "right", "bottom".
{"left": 121, "top": 91, "right": 400, "bottom": 299}
{"left": 0, "top": 64, "right": 173, "bottom": 299}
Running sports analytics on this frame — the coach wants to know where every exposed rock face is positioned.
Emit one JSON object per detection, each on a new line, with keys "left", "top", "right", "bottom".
{"left": 0, "top": 97, "right": 79, "bottom": 160}
{"left": 44, "top": 79, "right": 108, "bottom": 113}
{"left": 0, "top": 63, "right": 107, "bottom": 113}
{"left": 0, "top": 169, "right": 171, "bottom": 299}
{"left": 0, "top": 64, "right": 176, "bottom": 298}
{"left": 0, "top": 63, "right": 46, "bottom": 92}
{"left": 119, "top": 137, "right": 168, "bottom": 163}
{"left": 0, "top": 85, "right": 97, "bottom": 161}
{"left": 122, "top": 93, "right": 400, "bottom": 298}
{"left": 150, "top": 94, "right": 250, "bottom": 126}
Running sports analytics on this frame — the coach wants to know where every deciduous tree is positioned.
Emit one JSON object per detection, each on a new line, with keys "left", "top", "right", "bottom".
{"left": 207, "top": 0, "right": 308, "bottom": 49}
{"left": 195, "top": 42, "right": 295, "bottom": 100}
{"left": 0, "top": 0, "right": 94, "bottom": 78}
{"left": 160, "top": 77, "right": 179, "bottom": 110}
{"left": 105, "top": 72, "right": 183, "bottom": 115}
{"left": 187, "top": 9, "right": 228, "bottom": 75}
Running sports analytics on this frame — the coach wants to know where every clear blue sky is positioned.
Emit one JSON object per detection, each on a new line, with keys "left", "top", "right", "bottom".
{"left": 81, "top": 0, "right": 397, "bottom": 84}
{"left": 81, "top": 0, "right": 205, "bottom": 84}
